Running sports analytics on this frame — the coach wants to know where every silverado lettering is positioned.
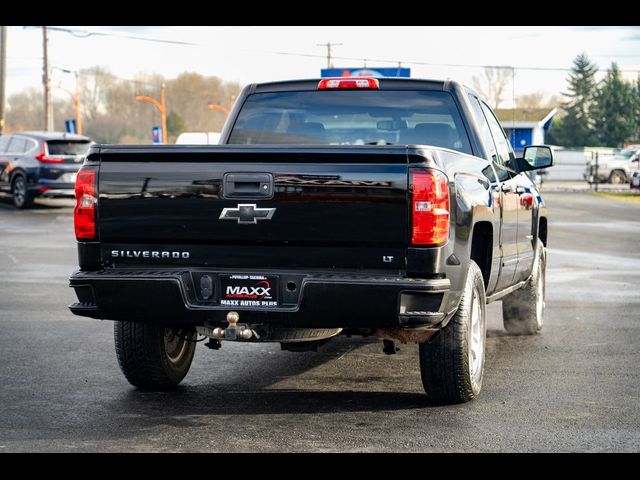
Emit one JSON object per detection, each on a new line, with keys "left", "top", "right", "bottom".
{"left": 110, "top": 250, "right": 190, "bottom": 259}
{"left": 69, "top": 77, "right": 553, "bottom": 404}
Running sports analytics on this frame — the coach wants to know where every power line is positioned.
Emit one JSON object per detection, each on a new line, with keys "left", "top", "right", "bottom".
{"left": 20, "top": 26, "right": 640, "bottom": 75}
{"left": 253, "top": 49, "right": 640, "bottom": 74}
{"left": 24, "top": 26, "right": 198, "bottom": 46}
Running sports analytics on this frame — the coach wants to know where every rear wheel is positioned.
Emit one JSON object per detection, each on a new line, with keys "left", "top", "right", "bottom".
{"left": 419, "top": 261, "right": 487, "bottom": 404}
{"left": 12, "top": 176, "right": 33, "bottom": 209}
{"left": 502, "top": 242, "right": 546, "bottom": 335}
{"left": 114, "top": 322, "right": 197, "bottom": 389}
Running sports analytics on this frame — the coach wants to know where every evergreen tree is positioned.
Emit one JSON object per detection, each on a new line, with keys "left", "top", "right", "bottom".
{"left": 592, "top": 63, "right": 635, "bottom": 147}
{"left": 554, "top": 53, "right": 598, "bottom": 147}
{"left": 166, "top": 111, "right": 187, "bottom": 140}
{"left": 633, "top": 76, "right": 640, "bottom": 141}
{"left": 545, "top": 117, "right": 565, "bottom": 146}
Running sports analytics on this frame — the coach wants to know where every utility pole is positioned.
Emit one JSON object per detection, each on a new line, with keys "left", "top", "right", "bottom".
{"left": 42, "top": 26, "right": 53, "bottom": 132}
{"left": 316, "top": 42, "right": 342, "bottom": 69}
{"left": 0, "top": 26, "right": 7, "bottom": 135}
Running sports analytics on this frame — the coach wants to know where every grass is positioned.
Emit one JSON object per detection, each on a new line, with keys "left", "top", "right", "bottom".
{"left": 592, "top": 191, "right": 640, "bottom": 203}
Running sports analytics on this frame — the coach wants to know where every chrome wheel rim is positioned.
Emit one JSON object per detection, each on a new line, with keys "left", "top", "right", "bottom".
{"left": 13, "top": 179, "right": 26, "bottom": 206}
{"left": 536, "top": 263, "right": 545, "bottom": 329}
{"left": 468, "top": 288, "right": 485, "bottom": 385}
{"left": 164, "top": 328, "right": 190, "bottom": 365}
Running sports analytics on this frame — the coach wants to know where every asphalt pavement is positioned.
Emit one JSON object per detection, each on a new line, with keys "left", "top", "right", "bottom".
{"left": 0, "top": 192, "right": 639, "bottom": 452}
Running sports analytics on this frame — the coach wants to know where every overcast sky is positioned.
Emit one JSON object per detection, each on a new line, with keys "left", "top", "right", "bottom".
{"left": 5, "top": 26, "right": 640, "bottom": 106}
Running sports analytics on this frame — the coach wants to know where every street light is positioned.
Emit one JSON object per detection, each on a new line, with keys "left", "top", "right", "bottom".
{"left": 207, "top": 103, "right": 230, "bottom": 116}
{"left": 54, "top": 82, "right": 82, "bottom": 135}
{"left": 135, "top": 83, "right": 167, "bottom": 144}
{"left": 52, "top": 67, "right": 82, "bottom": 135}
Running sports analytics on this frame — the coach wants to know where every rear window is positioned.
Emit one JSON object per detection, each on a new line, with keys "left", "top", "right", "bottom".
{"left": 228, "top": 90, "right": 472, "bottom": 154}
{"left": 47, "top": 140, "right": 91, "bottom": 156}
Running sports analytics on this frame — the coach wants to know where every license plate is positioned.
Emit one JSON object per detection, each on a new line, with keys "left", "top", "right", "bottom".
{"left": 62, "top": 173, "right": 77, "bottom": 183}
{"left": 219, "top": 274, "right": 279, "bottom": 308}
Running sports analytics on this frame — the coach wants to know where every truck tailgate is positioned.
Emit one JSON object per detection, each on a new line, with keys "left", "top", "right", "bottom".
{"left": 96, "top": 146, "right": 409, "bottom": 269}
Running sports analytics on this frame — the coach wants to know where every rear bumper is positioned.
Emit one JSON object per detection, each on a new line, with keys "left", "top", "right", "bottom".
{"left": 31, "top": 180, "right": 75, "bottom": 198}
{"left": 69, "top": 268, "right": 452, "bottom": 329}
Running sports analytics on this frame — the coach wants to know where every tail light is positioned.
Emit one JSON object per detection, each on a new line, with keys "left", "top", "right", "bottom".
{"left": 74, "top": 169, "right": 97, "bottom": 241}
{"left": 411, "top": 170, "right": 449, "bottom": 246}
{"left": 35, "top": 142, "right": 64, "bottom": 164}
{"left": 317, "top": 78, "right": 379, "bottom": 90}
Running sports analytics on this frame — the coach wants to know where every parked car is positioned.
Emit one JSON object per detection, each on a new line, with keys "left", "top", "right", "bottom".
{"left": 0, "top": 131, "right": 92, "bottom": 208}
{"left": 175, "top": 132, "right": 221, "bottom": 144}
{"left": 630, "top": 169, "right": 640, "bottom": 190}
{"left": 584, "top": 144, "right": 640, "bottom": 184}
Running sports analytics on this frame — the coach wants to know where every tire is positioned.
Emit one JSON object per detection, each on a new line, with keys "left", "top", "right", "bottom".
{"left": 419, "top": 261, "right": 487, "bottom": 404}
{"left": 502, "top": 242, "right": 546, "bottom": 335}
{"left": 114, "top": 322, "right": 197, "bottom": 389}
{"left": 609, "top": 170, "right": 627, "bottom": 185}
{"left": 12, "top": 176, "right": 34, "bottom": 209}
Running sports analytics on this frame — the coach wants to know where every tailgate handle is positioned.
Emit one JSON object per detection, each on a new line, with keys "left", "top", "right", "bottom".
{"left": 223, "top": 173, "right": 273, "bottom": 199}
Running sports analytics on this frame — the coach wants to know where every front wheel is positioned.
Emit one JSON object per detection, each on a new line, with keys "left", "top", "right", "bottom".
{"left": 502, "top": 242, "right": 546, "bottom": 335}
{"left": 419, "top": 261, "right": 487, "bottom": 404}
{"left": 114, "top": 322, "right": 197, "bottom": 389}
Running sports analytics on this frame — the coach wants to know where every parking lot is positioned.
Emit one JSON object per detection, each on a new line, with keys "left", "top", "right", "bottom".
{"left": 0, "top": 191, "right": 639, "bottom": 452}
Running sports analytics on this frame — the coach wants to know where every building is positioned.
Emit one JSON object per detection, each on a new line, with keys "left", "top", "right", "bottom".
{"left": 495, "top": 108, "right": 557, "bottom": 153}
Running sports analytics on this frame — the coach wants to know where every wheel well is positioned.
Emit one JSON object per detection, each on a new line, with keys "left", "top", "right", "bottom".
{"left": 539, "top": 217, "right": 548, "bottom": 247}
{"left": 470, "top": 222, "right": 492, "bottom": 289}
{"left": 10, "top": 171, "right": 25, "bottom": 186}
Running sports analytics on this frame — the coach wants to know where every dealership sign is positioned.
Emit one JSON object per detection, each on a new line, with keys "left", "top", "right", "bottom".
{"left": 321, "top": 67, "right": 411, "bottom": 78}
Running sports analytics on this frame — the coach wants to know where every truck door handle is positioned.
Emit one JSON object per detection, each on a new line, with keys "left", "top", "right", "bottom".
{"left": 514, "top": 186, "right": 526, "bottom": 194}
{"left": 500, "top": 184, "right": 513, "bottom": 192}
{"left": 223, "top": 173, "right": 274, "bottom": 199}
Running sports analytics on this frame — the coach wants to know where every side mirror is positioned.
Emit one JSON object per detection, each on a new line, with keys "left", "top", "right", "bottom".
{"left": 516, "top": 145, "right": 554, "bottom": 172}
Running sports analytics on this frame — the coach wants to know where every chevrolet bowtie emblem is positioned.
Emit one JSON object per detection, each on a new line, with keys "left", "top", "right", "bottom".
{"left": 219, "top": 204, "right": 276, "bottom": 224}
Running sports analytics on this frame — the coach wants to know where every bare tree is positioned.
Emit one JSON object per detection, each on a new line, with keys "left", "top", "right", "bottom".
{"left": 5, "top": 67, "right": 242, "bottom": 144}
{"left": 6, "top": 87, "right": 72, "bottom": 132}
{"left": 166, "top": 72, "right": 241, "bottom": 134}
{"left": 79, "top": 66, "right": 117, "bottom": 122}
{"left": 516, "top": 92, "right": 561, "bottom": 110}
{"left": 472, "top": 67, "right": 511, "bottom": 109}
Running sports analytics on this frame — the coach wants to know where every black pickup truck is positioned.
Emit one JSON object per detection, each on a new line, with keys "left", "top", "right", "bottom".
{"left": 69, "top": 77, "right": 552, "bottom": 403}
